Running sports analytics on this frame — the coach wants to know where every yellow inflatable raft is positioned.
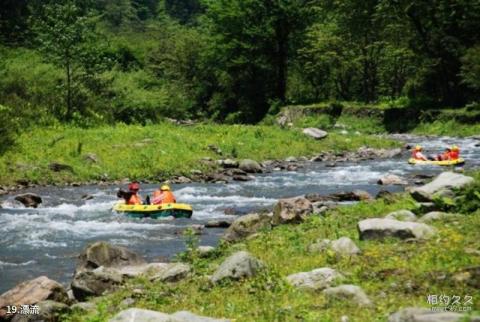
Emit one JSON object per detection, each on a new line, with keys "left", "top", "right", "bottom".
{"left": 113, "top": 202, "right": 193, "bottom": 219}
{"left": 408, "top": 158, "right": 465, "bottom": 166}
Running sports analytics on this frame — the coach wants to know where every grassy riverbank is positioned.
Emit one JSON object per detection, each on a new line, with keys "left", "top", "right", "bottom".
{"left": 0, "top": 122, "right": 399, "bottom": 187}
{"left": 65, "top": 176, "right": 480, "bottom": 321}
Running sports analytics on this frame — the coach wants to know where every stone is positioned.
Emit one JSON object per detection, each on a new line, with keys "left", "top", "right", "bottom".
{"left": 303, "top": 128, "right": 328, "bottom": 139}
{"left": 11, "top": 300, "right": 70, "bottom": 322}
{"left": 14, "top": 193, "right": 42, "bottom": 208}
{"left": 331, "top": 190, "right": 372, "bottom": 201}
{"left": 70, "top": 302, "right": 96, "bottom": 312}
{"left": 388, "top": 307, "right": 480, "bottom": 322}
{"left": 358, "top": 218, "right": 436, "bottom": 240}
{"left": 109, "top": 308, "right": 172, "bottom": 322}
{"left": 48, "top": 162, "right": 73, "bottom": 172}
{"left": 171, "top": 311, "right": 230, "bottom": 322}
{"left": 286, "top": 267, "right": 343, "bottom": 291}
{"left": 377, "top": 174, "right": 408, "bottom": 185}
{"left": 197, "top": 246, "right": 216, "bottom": 257}
{"left": 452, "top": 266, "right": 480, "bottom": 288}
{"left": 232, "top": 175, "right": 254, "bottom": 182}
{"left": 71, "top": 266, "right": 123, "bottom": 301}
{"left": 410, "top": 172, "right": 474, "bottom": 202}
{"left": 385, "top": 210, "right": 417, "bottom": 222}
{"left": 285, "top": 156, "right": 298, "bottom": 162}
{"left": 217, "top": 159, "right": 239, "bottom": 168}
{"left": 81, "top": 194, "right": 94, "bottom": 201}
{"left": 210, "top": 251, "right": 263, "bottom": 284}
{"left": 238, "top": 159, "right": 262, "bottom": 173}
{"left": 323, "top": 284, "right": 372, "bottom": 307}
{"left": 205, "top": 220, "right": 233, "bottom": 228}
{"left": 272, "top": 197, "right": 313, "bottom": 225}
{"left": 0, "top": 276, "right": 69, "bottom": 319}
{"left": 171, "top": 176, "right": 192, "bottom": 184}
{"left": 307, "top": 239, "right": 332, "bottom": 253}
{"left": 418, "top": 212, "right": 459, "bottom": 223}
{"left": 330, "top": 237, "right": 361, "bottom": 257}
{"left": 75, "top": 241, "right": 146, "bottom": 273}
{"left": 222, "top": 213, "right": 272, "bottom": 242}
{"left": 83, "top": 153, "right": 99, "bottom": 163}
{"left": 150, "top": 263, "right": 191, "bottom": 283}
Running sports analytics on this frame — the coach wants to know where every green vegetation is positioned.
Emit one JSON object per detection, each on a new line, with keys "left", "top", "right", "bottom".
{"left": 64, "top": 184, "right": 480, "bottom": 321}
{"left": 0, "top": 123, "right": 398, "bottom": 186}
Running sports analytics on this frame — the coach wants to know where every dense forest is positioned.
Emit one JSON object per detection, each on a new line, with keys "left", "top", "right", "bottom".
{"left": 1, "top": 0, "right": 480, "bottom": 131}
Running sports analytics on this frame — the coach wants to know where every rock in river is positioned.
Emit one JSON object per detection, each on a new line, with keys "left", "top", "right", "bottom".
{"left": 75, "top": 241, "right": 146, "bottom": 273}
{"left": 14, "top": 193, "right": 42, "bottom": 208}
{"left": 71, "top": 266, "right": 123, "bottom": 301}
{"left": 0, "top": 276, "right": 69, "bottom": 320}
{"left": 377, "top": 174, "right": 407, "bottom": 185}
{"left": 222, "top": 213, "right": 272, "bottom": 242}
{"left": 238, "top": 159, "right": 263, "bottom": 173}
{"left": 272, "top": 197, "right": 313, "bottom": 225}
{"left": 358, "top": 218, "right": 435, "bottom": 240}
{"left": 410, "top": 172, "right": 474, "bottom": 202}
{"left": 210, "top": 251, "right": 263, "bottom": 284}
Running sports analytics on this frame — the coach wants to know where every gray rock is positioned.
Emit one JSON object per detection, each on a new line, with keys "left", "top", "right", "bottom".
{"left": 307, "top": 239, "right": 332, "bottom": 253}
{"left": 222, "top": 213, "right": 272, "bottom": 242}
{"left": 197, "top": 246, "right": 216, "bottom": 257}
{"left": 286, "top": 267, "right": 343, "bottom": 291}
{"left": 385, "top": 210, "right": 417, "bottom": 222}
{"left": 210, "top": 251, "right": 263, "bottom": 284}
{"left": 323, "top": 284, "right": 372, "bottom": 307}
{"left": 70, "top": 302, "right": 96, "bottom": 312}
{"left": 238, "top": 159, "right": 262, "bottom": 173}
{"left": 84, "top": 153, "right": 99, "bottom": 163}
{"left": 11, "top": 300, "right": 70, "bottom": 322}
{"left": 285, "top": 156, "right": 298, "bottom": 162}
{"left": 419, "top": 212, "right": 459, "bottom": 223}
{"left": 377, "top": 174, "right": 408, "bottom": 185}
{"left": 358, "top": 218, "right": 435, "bottom": 240}
{"left": 272, "top": 197, "right": 313, "bottom": 225}
{"left": 330, "top": 237, "right": 361, "bottom": 257}
{"left": 150, "top": 263, "right": 191, "bottom": 283}
{"left": 0, "top": 276, "right": 69, "bottom": 320}
{"left": 388, "top": 307, "right": 480, "bottom": 322}
{"left": 109, "top": 308, "right": 173, "bottom": 322}
{"left": 302, "top": 128, "right": 328, "bottom": 140}
{"left": 71, "top": 266, "right": 123, "bottom": 301}
{"left": 410, "top": 172, "right": 474, "bottom": 202}
{"left": 217, "top": 159, "right": 239, "bottom": 168}
{"left": 75, "top": 241, "right": 146, "bottom": 273}
{"left": 14, "top": 193, "right": 42, "bottom": 208}
{"left": 172, "top": 311, "right": 230, "bottom": 322}
{"left": 205, "top": 220, "right": 233, "bottom": 228}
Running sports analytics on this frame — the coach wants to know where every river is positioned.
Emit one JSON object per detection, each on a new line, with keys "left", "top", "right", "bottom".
{"left": 1, "top": 135, "right": 479, "bottom": 293}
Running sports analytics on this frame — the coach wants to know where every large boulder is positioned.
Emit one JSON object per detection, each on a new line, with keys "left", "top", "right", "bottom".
{"left": 302, "top": 128, "right": 328, "bottom": 140}
{"left": 11, "top": 300, "right": 70, "bottom": 322}
{"left": 358, "top": 218, "right": 435, "bottom": 240}
{"left": 238, "top": 159, "right": 262, "bottom": 173}
{"left": 210, "top": 251, "right": 263, "bottom": 284}
{"left": 272, "top": 197, "right": 313, "bottom": 225}
{"left": 150, "top": 263, "right": 191, "bottom": 283}
{"left": 222, "top": 213, "right": 272, "bottom": 242}
{"left": 385, "top": 210, "right": 417, "bottom": 222}
{"left": 388, "top": 307, "right": 479, "bottom": 322}
{"left": 330, "top": 237, "right": 361, "bottom": 257}
{"left": 109, "top": 308, "right": 230, "bottom": 322}
{"left": 71, "top": 266, "right": 123, "bottom": 301}
{"left": 76, "top": 241, "right": 146, "bottom": 273}
{"left": 323, "top": 285, "right": 372, "bottom": 307}
{"left": 286, "top": 267, "right": 343, "bottom": 291}
{"left": 0, "top": 276, "right": 69, "bottom": 320}
{"left": 377, "top": 174, "right": 407, "bottom": 185}
{"left": 331, "top": 190, "right": 373, "bottom": 201}
{"left": 410, "top": 172, "right": 474, "bottom": 202}
{"left": 217, "top": 159, "right": 239, "bottom": 168}
{"left": 14, "top": 193, "right": 42, "bottom": 208}
{"left": 418, "top": 212, "right": 460, "bottom": 223}
{"left": 115, "top": 263, "right": 191, "bottom": 282}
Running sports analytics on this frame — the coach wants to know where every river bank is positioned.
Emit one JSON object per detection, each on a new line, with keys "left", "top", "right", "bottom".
{"left": 1, "top": 170, "right": 478, "bottom": 321}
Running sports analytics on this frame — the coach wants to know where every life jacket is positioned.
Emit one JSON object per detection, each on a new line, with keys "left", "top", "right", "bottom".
{"left": 449, "top": 150, "right": 459, "bottom": 160}
{"left": 127, "top": 193, "right": 142, "bottom": 205}
{"left": 412, "top": 150, "right": 424, "bottom": 160}
{"left": 152, "top": 190, "right": 176, "bottom": 205}
{"left": 440, "top": 152, "right": 451, "bottom": 160}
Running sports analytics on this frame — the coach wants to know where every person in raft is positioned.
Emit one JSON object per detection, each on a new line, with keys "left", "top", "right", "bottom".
{"left": 435, "top": 147, "right": 452, "bottom": 161}
{"left": 152, "top": 184, "right": 176, "bottom": 205}
{"left": 117, "top": 181, "right": 143, "bottom": 205}
{"left": 412, "top": 145, "right": 428, "bottom": 161}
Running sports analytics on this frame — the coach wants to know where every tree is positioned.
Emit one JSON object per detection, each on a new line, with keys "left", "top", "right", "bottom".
{"left": 32, "top": 0, "right": 107, "bottom": 121}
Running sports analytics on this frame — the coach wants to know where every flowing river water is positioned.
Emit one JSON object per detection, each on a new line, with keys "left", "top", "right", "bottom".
{"left": 1, "top": 135, "right": 479, "bottom": 293}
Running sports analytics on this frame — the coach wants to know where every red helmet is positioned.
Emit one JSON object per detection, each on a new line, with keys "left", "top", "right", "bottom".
{"left": 128, "top": 182, "right": 140, "bottom": 192}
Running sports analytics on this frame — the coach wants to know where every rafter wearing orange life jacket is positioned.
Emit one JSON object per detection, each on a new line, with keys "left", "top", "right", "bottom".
{"left": 153, "top": 185, "right": 176, "bottom": 205}
{"left": 449, "top": 145, "right": 460, "bottom": 160}
{"left": 127, "top": 182, "right": 142, "bottom": 205}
